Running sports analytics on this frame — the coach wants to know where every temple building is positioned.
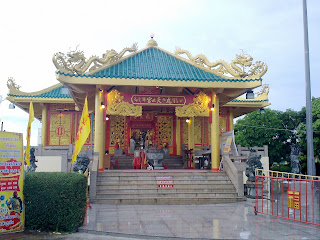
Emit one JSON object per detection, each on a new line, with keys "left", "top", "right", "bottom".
{"left": 6, "top": 37, "right": 270, "bottom": 171}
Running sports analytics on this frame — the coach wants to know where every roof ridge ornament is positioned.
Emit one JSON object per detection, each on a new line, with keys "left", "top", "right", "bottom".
{"left": 174, "top": 47, "right": 268, "bottom": 79}
{"left": 53, "top": 43, "right": 138, "bottom": 75}
{"left": 256, "top": 84, "right": 269, "bottom": 96}
{"left": 7, "top": 77, "right": 21, "bottom": 91}
{"left": 146, "top": 33, "right": 158, "bottom": 47}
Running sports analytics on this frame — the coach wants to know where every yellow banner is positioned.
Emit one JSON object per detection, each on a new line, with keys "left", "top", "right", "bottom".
{"left": 72, "top": 96, "right": 91, "bottom": 163}
{"left": 25, "top": 101, "right": 34, "bottom": 166}
{"left": 0, "top": 132, "right": 24, "bottom": 233}
{"left": 223, "top": 137, "right": 232, "bottom": 153}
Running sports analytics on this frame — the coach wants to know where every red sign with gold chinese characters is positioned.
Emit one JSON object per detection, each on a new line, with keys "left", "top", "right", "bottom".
{"left": 120, "top": 93, "right": 195, "bottom": 107}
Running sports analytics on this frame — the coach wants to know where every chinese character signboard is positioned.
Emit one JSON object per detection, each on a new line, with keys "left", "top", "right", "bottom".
{"left": 156, "top": 176, "right": 174, "bottom": 188}
{"left": 131, "top": 95, "right": 187, "bottom": 106}
{"left": 119, "top": 92, "right": 195, "bottom": 107}
{"left": 0, "top": 132, "right": 24, "bottom": 233}
{"left": 287, "top": 190, "right": 301, "bottom": 210}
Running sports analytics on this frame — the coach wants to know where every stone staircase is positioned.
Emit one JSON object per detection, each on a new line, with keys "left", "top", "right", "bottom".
{"left": 111, "top": 156, "right": 184, "bottom": 169}
{"left": 91, "top": 170, "right": 245, "bottom": 204}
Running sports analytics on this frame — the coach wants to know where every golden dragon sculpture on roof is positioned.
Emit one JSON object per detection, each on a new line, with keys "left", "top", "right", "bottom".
{"left": 53, "top": 43, "right": 138, "bottom": 75}
{"left": 175, "top": 48, "right": 267, "bottom": 79}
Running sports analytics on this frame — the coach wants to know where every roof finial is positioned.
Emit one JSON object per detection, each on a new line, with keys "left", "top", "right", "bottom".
{"left": 147, "top": 33, "right": 158, "bottom": 47}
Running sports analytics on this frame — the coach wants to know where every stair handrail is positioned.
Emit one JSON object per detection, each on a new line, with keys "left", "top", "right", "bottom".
{"left": 223, "top": 154, "right": 244, "bottom": 197}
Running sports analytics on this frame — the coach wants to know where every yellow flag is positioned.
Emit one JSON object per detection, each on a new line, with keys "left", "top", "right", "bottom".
{"left": 72, "top": 96, "right": 91, "bottom": 163}
{"left": 25, "top": 101, "right": 34, "bottom": 166}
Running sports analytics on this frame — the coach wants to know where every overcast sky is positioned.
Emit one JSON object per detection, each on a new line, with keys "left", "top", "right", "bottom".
{"left": 0, "top": 0, "right": 319, "bottom": 145}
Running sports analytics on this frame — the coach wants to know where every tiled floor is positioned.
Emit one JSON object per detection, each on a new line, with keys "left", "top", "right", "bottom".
{"left": 81, "top": 199, "right": 320, "bottom": 239}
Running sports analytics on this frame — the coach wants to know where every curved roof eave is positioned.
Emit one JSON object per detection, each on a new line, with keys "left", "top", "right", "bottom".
{"left": 56, "top": 74, "right": 262, "bottom": 89}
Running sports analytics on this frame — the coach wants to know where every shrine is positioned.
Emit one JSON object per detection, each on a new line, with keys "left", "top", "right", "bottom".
{"left": 6, "top": 37, "right": 270, "bottom": 171}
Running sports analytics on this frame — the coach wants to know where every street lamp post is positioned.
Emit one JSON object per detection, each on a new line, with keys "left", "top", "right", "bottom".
{"left": 302, "top": 0, "right": 315, "bottom": 176}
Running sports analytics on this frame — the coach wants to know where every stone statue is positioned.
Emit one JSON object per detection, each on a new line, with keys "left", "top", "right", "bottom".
{"left": 245, "top": 148, "right": 263, "bottom": 182}
{"left": 72, "top": 154, "right": 90, "bottom": 174}
{"left": 290, "top": 144, "right": 302, "bottom": 174}
{"left": 27, "top": 147, "right": 37, "bottom": 172}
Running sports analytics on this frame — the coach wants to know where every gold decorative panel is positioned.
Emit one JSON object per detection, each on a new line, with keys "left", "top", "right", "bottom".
{"left": 157, "top": 115, "right": 173, "bottom": 146}
{"left": 175, "top": 91, "right": 209, "bottom": 117}
{"left": 182, "top": 119, "right": 188, "bottom": 145}
{"left": 208, "top": 118, "right": 211, "bottom": 144}
{"left": 109, "top": 115, "right": 125, "bottom": 146}
{"left": 204, "top": 117, "right": 209, "bottom": 145}
{"left": 219, "top": 116, "right": 227, "bottom": 134}
{"left": 49, "top": 113, "right": 72, "bottom": 145}
{"left": 194, "top": 117, "right": 202, "bottom": 145}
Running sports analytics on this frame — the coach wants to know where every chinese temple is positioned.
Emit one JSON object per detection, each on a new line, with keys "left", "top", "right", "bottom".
{"left": 6, "top": 37, "right": 270, "bottom": 171}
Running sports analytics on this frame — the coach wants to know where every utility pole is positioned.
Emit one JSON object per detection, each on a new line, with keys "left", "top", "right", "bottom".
{"left": 302, "top": 0, "right": 315, "bottom": 176}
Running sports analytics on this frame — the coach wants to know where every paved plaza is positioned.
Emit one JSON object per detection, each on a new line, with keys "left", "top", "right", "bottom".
{"left": 79, "top": 199, "right": 320, "bottom": 239}
{"left": 3, "top": 199, "right": 320, "bottom": 239}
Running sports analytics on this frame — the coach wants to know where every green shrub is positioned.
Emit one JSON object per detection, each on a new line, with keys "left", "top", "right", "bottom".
{"left": 24, "top": 172, "right": 87, "bottom": 232}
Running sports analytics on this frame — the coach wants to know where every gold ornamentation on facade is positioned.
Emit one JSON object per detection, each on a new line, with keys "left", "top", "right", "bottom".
{"left": 109, "top": 115, "right": 125, "bottom": 146}
{"left": 194, "top": 117, "right": 202, "bottom": 145}
{"left": 175, "top": 91, "right": 209, "bottom": 117}
{"left": 107, "top": 90, "right": 142, "bottom": 117}
{"left": 204, "top": 117, "right": 209, "bottom": 145}
{"left": 49, "top": 113, "right": 72, "bottom": 145}
{"left": 219, "top": 116, "right": 227, "bottom": 134}
{"left": 175, "top": 48, "right": 267, "bottom": 79}
{"left": 157, "top": 115, "right": 173, "bottom": 146}
{"left": 53, "top": 43, "right": 138, "bottom": 75}
{"left": 182, "top": 119, "right": 188, "bottom": 145}
{"left": 208, "top": 119, "right": 211, "bottom": 144}
{"left": 7, "top": 77, "right": 21, "bottom": 90}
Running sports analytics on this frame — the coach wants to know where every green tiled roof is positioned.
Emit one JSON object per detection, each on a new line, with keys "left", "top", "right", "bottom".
{"left": 8, "top": 86, "right": 72, "bottom": 99}
{"left": 58, "top": 47, "right": 261, "bottom": 82}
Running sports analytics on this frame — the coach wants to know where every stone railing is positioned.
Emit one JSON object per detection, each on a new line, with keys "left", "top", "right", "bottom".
{"left": 222, "top": 154, "right": 244, "bottom": 197}
{"left": 89, "top": 152, "right": 99, "bottom": 199}
{"left": 236, "top": 145, "right": 268, "bottom": 158}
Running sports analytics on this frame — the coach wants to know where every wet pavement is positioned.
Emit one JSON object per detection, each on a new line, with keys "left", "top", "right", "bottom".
{"left": 2, "top": 199, "right": 320, "bottom": 239}
{"left": 80, "top": 199, "right": 320, "bottom": 239}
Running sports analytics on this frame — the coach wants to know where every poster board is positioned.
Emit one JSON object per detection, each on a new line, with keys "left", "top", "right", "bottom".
{"left": 220, "top": 130, "right": 238, "bottom": 156}
{"left": 0, "top": 132, "right": 24, "bottom": 233}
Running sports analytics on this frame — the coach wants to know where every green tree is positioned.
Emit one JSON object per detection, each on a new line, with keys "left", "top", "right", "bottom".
{"left": 234, "top": 108, "right": 303, "bottom": 166}
{"left": 297, "top": 97, "right": 320, "bottom": 174}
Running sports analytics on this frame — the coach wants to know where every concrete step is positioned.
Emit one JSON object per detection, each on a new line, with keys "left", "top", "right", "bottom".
{"left": 97, "top": 188, "right": 236, "bottom": 194}
{"left": 93, "top": 171, "right": 243, "bottom": 205}
{"left": 97, "top": 180, "right": 232, "bottom": 186}
{"left": 96, "top": 192, "right": 238, "bottom": 199}
{"left": 91, "top": 197, "right": 246, "bottom": 204}
{"left": 96, "top": 175, "right": 230, "bottom": 181}
{"left": 111, "top": 156, "right": 184, "bottom": 170}
{"left": 97, "top": 184, "right": 235, "bottom": 191}
{"left": 97, "top": 171, "right": 227, "bottom": 176}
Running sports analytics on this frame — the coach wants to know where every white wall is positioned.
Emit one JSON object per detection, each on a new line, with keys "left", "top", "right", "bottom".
{"left": 36, "top": 156, "right": 62, "bottom": 172}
